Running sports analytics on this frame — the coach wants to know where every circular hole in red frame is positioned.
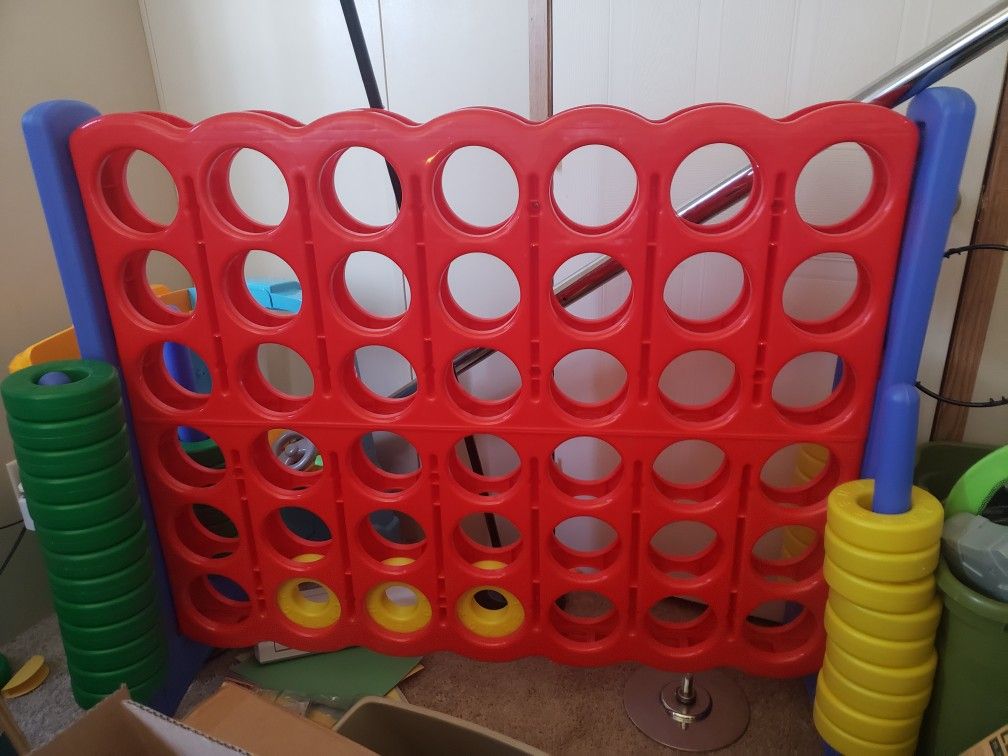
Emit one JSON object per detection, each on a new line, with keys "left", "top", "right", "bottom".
{"left": 240, "top": 344, "right": 314, "bottom": 415}
{"left": 349, "top": 432, "right": 421, "bottom": 495}
{"left": 176, "top": 504, "right": 238, "bottom": 560}
{"left": 550, "top": 516, "right": 619, "bottom": 573}
{"left": 449, "top": 434, "right": 521, "bottom": 497}
{"left": 648, "top": 521, "right": 720, "bottom": 578}
{"left": 441, "top": 252, "right": 520, "bottom": 330}
{"left": 100, "top": 149, "right": 178, "bottom": 232}
{"left": 652, "top": 440, "right": 729, "bottom": 503}
{"left": 646, "top": 596, "right": 716, "bottom": 648}
{"left": 671, "top": 143, "right": 755, "bottom": 228}
{"left": 358, "top": 509, "right": 427, "bottom": 564}
{"left": 782, "top": 252, "right": 866, "bottom": 333}
{"left": 123, "top": 250, "right": 194, "bottom": 326}
{"left": 551, "top": 349, "right": 628, "bottom": 420}
{"left": 760, "top": 443, "right": 839, "bottom": 508}
{"left": 141, "top": 341, "right": 211, "bottom": 412}
{"left": 335, "top": 250, "right": 411, "bottom": 329}
{"left": 250, "top": 428, "right": 322, "bottom": 492}
{"left": 551, "top": 145, "right": 638, "bottom": 232}
{"left": 658, "top": 351, "right": 739, "bottom": 421}
{"left": 664, "top": 252, "right": 748, "bottom": 332}
{"left": 795, "top": 142, "right": 878, "bottom": 231}
{"left": 771, "top": 352, "right": 853, "bottom": 425}
{"left": 750, "top": 525, "right": 820, "bottom": 582}
{"left": 437, "top": 146, "right": 519, "bottom": 231}
{"left": 549, "top": 591, "right": 619, "bottom": 644}
{"left": 158, "top": 427, "right": 225, "bottom": 489}
{"left": 343, "top": 346, "right": 415, "bottom": 416}
{"left": 264, "top": 506, "right": 333, "bottom": 561}
{"left": 224, "top": 250, "right": 301, "bottom": 327}
{"left": 548, "top": 437, "right": 623, "bottom": 500}
{"left": 454, "top": 512, "right": 521, "bottom": 568}
{"left": 188, "top": 574, "right": 250, "bottom": 626}
{"left": 446, "top": 349, "right": 522, "bottom": 419}
{"left": 322, "top": 146, "right": 400, "bottom": 232}
{"left": 743, "top": 600, "right": 816, "bottom": 654}
{"left": 551, "top": 253, "right": 632, "bottom": 332}
{"left": 214, "top": 147, "right": 289, "bottom": 230}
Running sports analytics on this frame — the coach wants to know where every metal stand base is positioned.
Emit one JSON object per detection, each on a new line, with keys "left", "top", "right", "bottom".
{"left": 624, "top": 668, "right": 750, "bottom": 751}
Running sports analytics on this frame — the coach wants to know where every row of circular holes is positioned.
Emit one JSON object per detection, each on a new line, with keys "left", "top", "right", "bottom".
{"left": 139, "top": 247, "right": 864, "bottom": 335}
{"left": 148, "top": 336, "right": 852, "bottom": 427}
{"left": 191, "top": 566, "right": 816, "bottom": 653}
{"left": 184, "top": 501, "right": 821, "bottom": 584}
{"left": 120, "top": 141, "right": 876, "bottom": 235}
{"left": 164, "top": 428, "right": 837, "bottom": 508}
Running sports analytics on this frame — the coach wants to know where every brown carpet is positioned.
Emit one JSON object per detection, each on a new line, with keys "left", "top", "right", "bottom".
{"left": 398, "top": 653, "right": 820, "bottom": 755}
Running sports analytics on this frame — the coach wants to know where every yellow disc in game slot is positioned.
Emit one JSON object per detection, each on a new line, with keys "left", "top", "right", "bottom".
{"left": 276, "top": 553, "right": 341, "bottom": 629}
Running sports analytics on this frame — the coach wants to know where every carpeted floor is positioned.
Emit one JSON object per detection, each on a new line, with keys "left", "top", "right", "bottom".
{"left": 2, "top": 614, "right": 819, "bottom": 754}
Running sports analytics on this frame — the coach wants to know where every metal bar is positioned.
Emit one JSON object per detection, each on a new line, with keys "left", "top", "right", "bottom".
{"left": 392, "top": 0, "right": 1008, "bottom": 400}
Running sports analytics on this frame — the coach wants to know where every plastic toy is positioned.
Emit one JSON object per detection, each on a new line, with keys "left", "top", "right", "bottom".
{"left": 18, "top": 84, "right": 973, "bottom": 716}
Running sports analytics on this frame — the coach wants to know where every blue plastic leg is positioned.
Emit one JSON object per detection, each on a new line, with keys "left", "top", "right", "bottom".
{"left": 22, "top": 100, "right": 209, "bottom": 714}
{"left": 862, "top": 87, "right": 975, "bottom": 513}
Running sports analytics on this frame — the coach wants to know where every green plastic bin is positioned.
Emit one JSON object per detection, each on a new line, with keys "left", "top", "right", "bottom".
{"left": 918, "top": 560, "right": 1008, "bottom": 755}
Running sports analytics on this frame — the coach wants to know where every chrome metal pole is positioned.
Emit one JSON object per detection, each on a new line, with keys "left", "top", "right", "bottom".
{"left": 392, "top": 1, "right": 1008, "bottom": 400}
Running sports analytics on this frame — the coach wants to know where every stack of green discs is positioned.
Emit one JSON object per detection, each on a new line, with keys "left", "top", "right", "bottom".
{"left": 1, "top": 360, "right": 166, "bottom": 708}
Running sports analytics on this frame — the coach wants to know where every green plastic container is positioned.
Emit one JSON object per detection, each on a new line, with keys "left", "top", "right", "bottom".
{"left": 918, "top": 560, "right": 1008, "bottom": 755}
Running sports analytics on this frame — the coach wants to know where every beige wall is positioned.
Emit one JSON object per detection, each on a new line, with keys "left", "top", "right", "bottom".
{"left": 0, "top": 0, "right": 164, "bottom": 641}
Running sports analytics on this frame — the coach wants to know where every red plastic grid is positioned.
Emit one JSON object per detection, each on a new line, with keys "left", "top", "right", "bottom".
{"left": 69, "top": 102, "right": 918, "bottom": 676}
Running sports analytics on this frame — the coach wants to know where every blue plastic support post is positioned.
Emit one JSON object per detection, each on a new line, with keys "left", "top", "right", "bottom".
{"left": 862, "top": 87, "right": 975, "bottom": 514}
{"left": 22, "top": 100, "right": 209, "bottom": 713}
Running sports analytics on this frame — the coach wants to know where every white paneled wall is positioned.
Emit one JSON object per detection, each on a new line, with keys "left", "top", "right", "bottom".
{"left": 139, "top": 2, "right": 1006, "bottom": 555}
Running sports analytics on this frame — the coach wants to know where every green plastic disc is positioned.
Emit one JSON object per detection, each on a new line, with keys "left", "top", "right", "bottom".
{"left": 52, "top": 575, "right": 157, "bottom": 627}
{"left": 71, "top": 664, "right": 165, "bottom": 708}
{"left": 65, "top": 626, "right": 164, "bottom": 673}
{"left": 27, "top": 481, "right": 138, "bottom": 531}
{"left": 58, "top": 600, "right": 160, "bottom": 650}
{"left": 48, "top": 552, "right": 153, "bottom": 604}
{"left": 68, "top": 643, "right": 167, "bottom": 689}
{"left": 6, "top": 401, "right": 125, "bottom": 452}
{"left": 1, "top": 361, "right": 120, "bottom": 423}
{"left": 21, "top": 453, "right": 134, "bottom": 504}
{"left": 15, "top": 431, "right": 128, "bottom": 479}
{"left": 945, "top": 445, "right": 1008, "bottom": 520}
{"left": 37, "top": 504, "right": 144, "bottom": 555}
{"left": 42, "top": 523, "right": 149, "bottom": 580}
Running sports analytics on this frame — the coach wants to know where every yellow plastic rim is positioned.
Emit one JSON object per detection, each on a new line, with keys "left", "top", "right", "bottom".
{"left": 827, "top": 481, "right": 943, "bottom": 554}
{"left": 456, "top": 581, "right": 525, "bottom": 638}
{"left": 813, "top": 701, "right": 917, "bottom": 756}
{"left": 824, "top": 603, "right": 934, "bottom": 668}
{"left": 366, "top": 558, "right": 432, "bottom": 633}
{"left": 824, "top": 644, "right": 937, "bottom": 696}
{"left": 815, "top": 672, "right": 922, "bottom": 745}
{"left": 276, "top": 554, "right": 341, "bottom": 629}
{"left": 823, "top": 556, "right": 935, "bottom": 613}
{"left": 827, "top": 592, "right": 941, "bottom": 642}
{"left": 821, "top": 655, "right": 932, "bottom": 721}
{"left": 823, "top": 525, "right": 940, "bottom": 583}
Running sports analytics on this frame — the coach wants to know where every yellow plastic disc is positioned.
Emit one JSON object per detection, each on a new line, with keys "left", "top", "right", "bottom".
{"left": 473, "top": 559, "right": 506, "bottom": 571}
{"left": 456, "top": 584, "right": 525, "bottom": 638}
{"left": 794, "top": 443, "right": 829, "bottom": 484}
{"left": 366, "top": 560, "right": 432, "bottom": 634}
{"left": 824, "top": 602, "right": 934, "bottom": 668}
{"left": 827, "top": 481, "right": 943, "bottom": 554}
{"left": 813, "top": 700, "right": 917, "bottom": 756}
{"left": 1, "top": 655, "right": 48, "bottom": 699}
{"left": 828, "top": 592, "right": 941, "bottom": 642}
{"left": 815, "top": 672, "right": 922, "bottom": 745}
{"left": 276, "top": 554, "right": 341, "bottom": 629}
{"left": 821, "top": 655, "right": 933, "bottom": 721}
{"left": 823, "top": 556, "right": 935, "bottom": 613}
{"left": 823, "top": 525, "right": 939, "bottom": 583}
{"left": 824, "top": 643, "right": 937, "bottom": 696}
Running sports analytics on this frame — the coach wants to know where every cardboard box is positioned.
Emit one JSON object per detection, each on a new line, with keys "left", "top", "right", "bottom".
{"left": 963, "top": 724, "right": 1008, "bottom": 756}
{"left": 31, "top": 683, "right": 373, "bottom": 756}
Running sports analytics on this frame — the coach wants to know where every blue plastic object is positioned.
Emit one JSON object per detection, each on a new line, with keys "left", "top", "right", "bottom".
{"left": 37, "top": 371, "right": 71, "bottom": 386}
{"left": 861, "top": 87, "right": 975, "bottom": 515}
{"left": 22, "top": 100, "right": 209, "bottom": 714}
